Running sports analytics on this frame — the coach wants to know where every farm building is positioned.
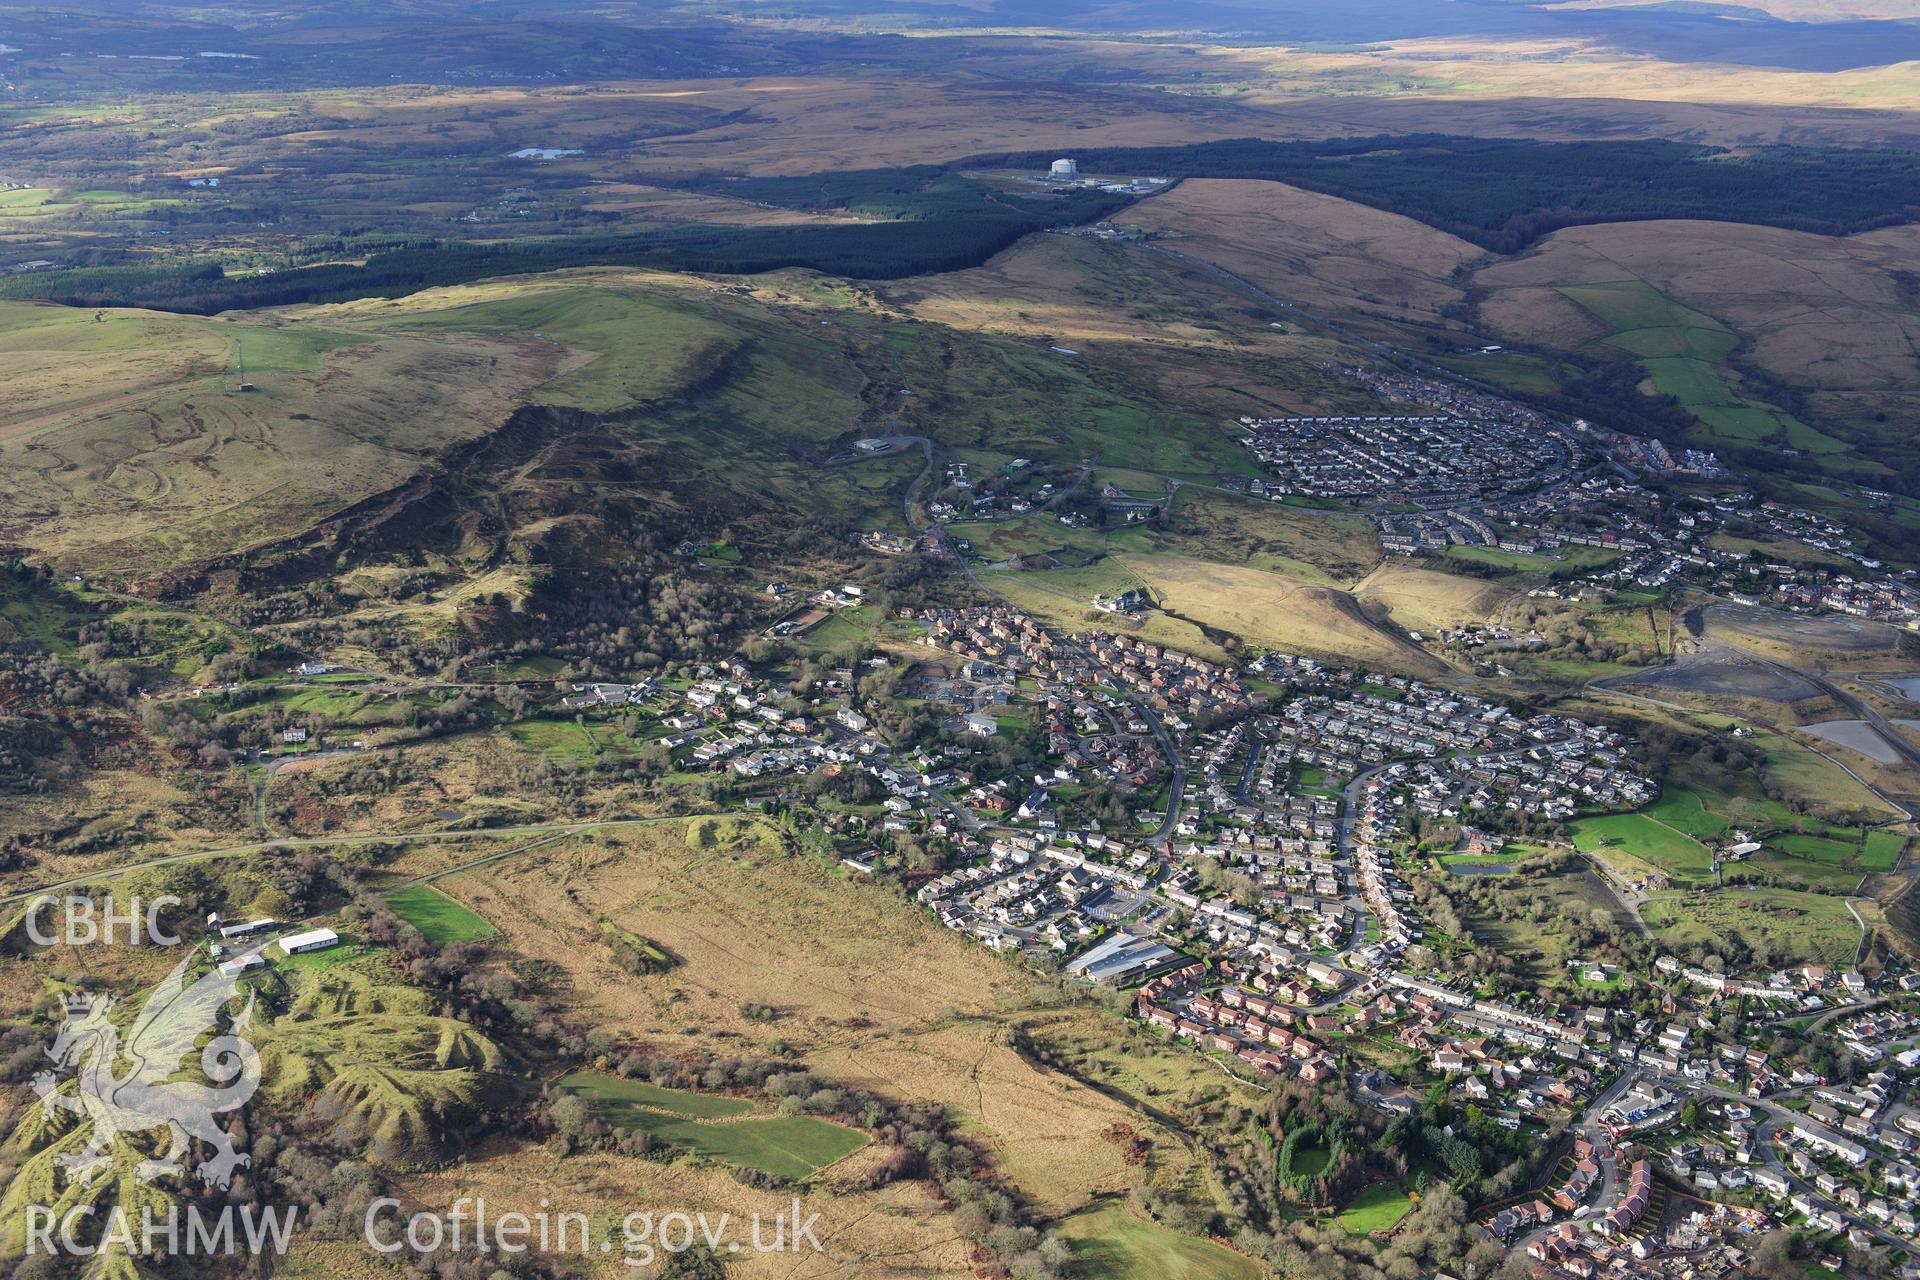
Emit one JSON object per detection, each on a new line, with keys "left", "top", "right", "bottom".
{"left": 278, "top": 927, "right": 341, "bottom": 956}
{"left": 217, "top": 952, "right": 267, "bottom": 977}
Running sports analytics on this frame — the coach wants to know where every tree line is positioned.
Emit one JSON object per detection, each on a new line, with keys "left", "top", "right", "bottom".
{"left": 0, "top": 180, "right": 1130, "bottom": 314}
{"left": 968, "top": 136, "right": 1920, "bottom": 253}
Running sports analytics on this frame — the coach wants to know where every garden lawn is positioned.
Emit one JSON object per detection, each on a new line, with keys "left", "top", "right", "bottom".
{"left": 1337, "top": 1182, "right": 1414, "bottom": 1236}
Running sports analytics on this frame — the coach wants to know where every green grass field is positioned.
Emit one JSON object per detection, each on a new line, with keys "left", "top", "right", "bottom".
{"left": 1580, "top": 769, "right": 1898, "bottom": 888}
{"left": 1748, "top": 852, "right": 1865, "bottom": 892}
{"left": 1557, "top": 281, "right": 1732, "bottom": 356}
{"left": 1643, "top": 786, "right": 1732, "bottom": 841}
{"left": 1771, "top": 833, "right": 1861, "bottom": 865}
{"left": 1336, "top": 1182, "right": 1415, "bottom": 1236}
{"left": 555, "top": 1071, "right": 756, "bottom": 1119}
{"left": 268, "top": 687, "right": 373, "bottom": 718}
{"left": 795, "top": 604, "right": 880, "bottom": 655}
{"left": 948, "top": 515, "right": 1107, "bottom": 563}
{"left": 385, "top": 884, "right": 499, "bottom": 942}
{"left": 1055, "top": 1201, "right": 1265, "bottom": 1280}
{"left": 1862, "top": 830, "right": 1908, "bottom": 871}
{"left": 559, "top": 1070, "right": 868, "bottom": 1179}
{"left": 1295, "top": 766, "right": 1338, "bottom": 797}
{"left": 0, "top": 574, "right": 94, "bottom": 653}
{"left": 1555, "top": 280, "right": 1856, "bottom": 461}
{"left": 1291, "top": 1142, "right": 1332, "bottom": 1176}
{"left": 504, "top": 716, "right": 648, "bottom": 764}
{"left": 1572, "top": 812, "right": 1714, "bottom": 880}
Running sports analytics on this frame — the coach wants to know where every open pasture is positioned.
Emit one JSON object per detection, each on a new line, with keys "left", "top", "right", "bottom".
{"left": 1476, "top": 219, "right": 1920, "bottom": 477}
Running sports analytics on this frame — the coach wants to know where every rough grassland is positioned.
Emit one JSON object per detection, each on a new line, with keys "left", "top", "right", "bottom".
{"left": 1350, "top": 563, "right": 1514, "bottom": 635}
{"left": 1120, "top": 555, "right": 1450, "bottom": 677}
{"left": 1476, "top": 220, "right": 1920, "bottom": 471}
{"left": 1480, "top": 221, "right": 1920, "bottom": 394}
{"left": 892, "top": 233, "right": 1390, "bottom": 426}
{"left": 1131, "top": 488, "right": 1381, "bottom": 585}
{"left": 1124, "top": 178, "right": 1487, "bottom": 345}
{"left": 350, "top": 283, "right": 745, "bottom": 415}
{"left": 0, "top": 299, "right": 560, "bottom": 570}
{"left": 420, "top": 822, "right": 1227, "bottom": 1219}
{"left": 982, "top": 563, "right": 1231, "bottom": 663}
{"left": 379, "top": 1143, "right": 976, "bottom": 1280}
{"left": 1639, "top": 887, "right": 1860, "bottom": 970}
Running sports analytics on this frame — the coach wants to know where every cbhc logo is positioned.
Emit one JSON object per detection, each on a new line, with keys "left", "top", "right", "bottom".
{"left": 24, "top": 895, "right": 183, "bottom": 947}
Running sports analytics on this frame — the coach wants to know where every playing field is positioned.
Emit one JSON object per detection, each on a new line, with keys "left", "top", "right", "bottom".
{"left": 559, "top": 1070, "right": 868, "bottom": 1180}
{"left": 1055, "top": 1201, "right": 1266, "bottom": 1280}
{"left": 384, "top": 884, "right": 500, "bottom": 942}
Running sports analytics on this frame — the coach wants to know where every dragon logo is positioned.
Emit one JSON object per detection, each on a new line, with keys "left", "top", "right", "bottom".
{"left": 31, "top": 950, "right": 263, "bottom": 1189}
